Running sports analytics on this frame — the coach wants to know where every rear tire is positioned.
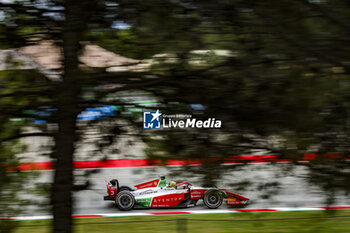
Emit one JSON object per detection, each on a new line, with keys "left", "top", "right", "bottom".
{"left": 118, "top": 186, "right": 132, "bottom": 192}
{"left": 203, "top": 189, "right": 223, "bottom": 209}
{"left": 115, "top": 191, "right": 135, "bottom": 211}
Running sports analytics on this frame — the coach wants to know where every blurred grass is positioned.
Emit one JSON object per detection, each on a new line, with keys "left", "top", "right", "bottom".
{"left": 13, "top": 210, "right": 350, "bottom": 233}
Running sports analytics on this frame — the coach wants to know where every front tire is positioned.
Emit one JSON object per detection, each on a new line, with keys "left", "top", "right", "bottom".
{"left": 203, "top": 189, "right": 223, "bottom": 209}
{"left": 115, "top": 191, "right": 135, "bottom": 211}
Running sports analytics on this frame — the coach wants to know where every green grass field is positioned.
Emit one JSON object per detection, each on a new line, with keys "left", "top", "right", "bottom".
{"left": 9, "top": 210, "right": 350, "bottom": 233}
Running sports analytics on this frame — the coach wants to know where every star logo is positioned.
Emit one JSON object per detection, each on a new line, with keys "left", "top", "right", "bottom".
{"left": 151, "top": 110, "right": 161, "bottom": 122}
{"left": 143, "top": 110, "right": 162, "bottom": 129}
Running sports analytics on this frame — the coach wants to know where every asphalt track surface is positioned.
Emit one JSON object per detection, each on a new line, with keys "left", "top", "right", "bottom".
{"left": 21, "top": 163, "right": 350, "bottom": 216}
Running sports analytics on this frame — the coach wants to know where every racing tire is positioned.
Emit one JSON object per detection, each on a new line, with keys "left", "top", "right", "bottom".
{"left": 115, "top": 191, "right": 135, "bottom": 211}
{"left": 118, "top": 186, "right": 132, "bottom": 192}
{"left": 203, "top": 189, "right": 223, "bottom": 209}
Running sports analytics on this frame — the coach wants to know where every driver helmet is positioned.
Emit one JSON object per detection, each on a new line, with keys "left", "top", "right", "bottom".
{"left": 168, "top": 181, "right": 176, "bottom": 187}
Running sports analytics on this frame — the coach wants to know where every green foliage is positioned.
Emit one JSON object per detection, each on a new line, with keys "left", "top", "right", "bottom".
{"left": 0, "top": 129, "right": 35, "bottom": 233}
{"left": 0, "top": 68, "right": 49, "bottom": 231}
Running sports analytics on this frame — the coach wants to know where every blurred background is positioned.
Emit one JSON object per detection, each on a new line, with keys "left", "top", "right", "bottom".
{"left": 1, "top": 0, "right": 350, "bottom": 232}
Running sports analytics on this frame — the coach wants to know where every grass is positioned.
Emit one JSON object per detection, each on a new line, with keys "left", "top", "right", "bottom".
{"left": 12, "top": 210, "right": 350, "bottom": 233}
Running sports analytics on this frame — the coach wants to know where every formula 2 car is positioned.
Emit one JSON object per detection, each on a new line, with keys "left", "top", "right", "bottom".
{"left": 104, "top": 176, "right": 249, "bottom": 211}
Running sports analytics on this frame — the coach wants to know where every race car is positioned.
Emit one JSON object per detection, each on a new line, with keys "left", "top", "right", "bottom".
{"left": 104, "top": 176, "right": 249, "bottom": 211}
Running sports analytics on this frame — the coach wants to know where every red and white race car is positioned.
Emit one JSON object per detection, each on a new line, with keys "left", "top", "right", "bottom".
{"left": 104, "top": 176, "right": 249, "bottom": 210}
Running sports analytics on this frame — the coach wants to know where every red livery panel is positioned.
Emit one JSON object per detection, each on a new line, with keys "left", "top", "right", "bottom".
{"left": 106, "top": 181, "right": 117, "bottom": 198}
{"left": 190, "top": 189, "right": 207, "bottom": 199}
{"left": 135, "top": 179, "right": 160, "bottom": 189}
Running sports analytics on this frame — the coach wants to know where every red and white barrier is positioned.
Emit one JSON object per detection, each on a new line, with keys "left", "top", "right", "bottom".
{"left": 9, "top": 154, "right": 350, "bottom": 171}
{"left": 1, "top": 206, "right": 350, "bottom": 221}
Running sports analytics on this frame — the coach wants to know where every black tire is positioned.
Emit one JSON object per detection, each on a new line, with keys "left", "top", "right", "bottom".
{"left": 115, "top": 191, "right": 135, "bottom": 211}
{"left": 203, "top": 189, "right": 223, "bottom": 209}
{"left": 118, "top": 186, "right": 132, "bottom": 192}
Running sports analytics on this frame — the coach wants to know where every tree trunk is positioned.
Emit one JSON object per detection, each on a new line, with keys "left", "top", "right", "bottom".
{"left": 52, "top": 0, "right": 82, "bottom": 232}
